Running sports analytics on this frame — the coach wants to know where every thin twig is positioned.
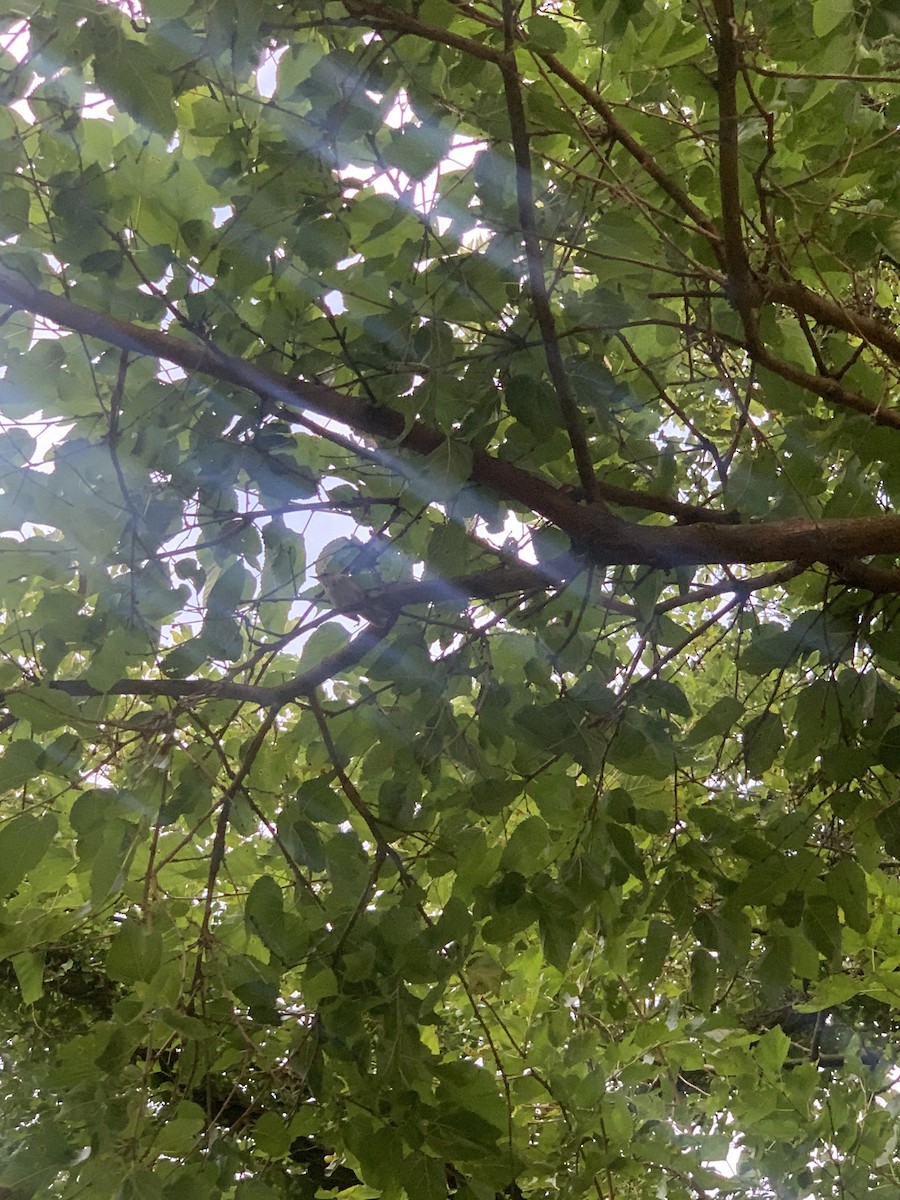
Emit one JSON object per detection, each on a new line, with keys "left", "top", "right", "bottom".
{"left": 712, "top": 0, "right": 759, "bottom": 337}
{"left": 307, "top": 691, "right": 408, "bottom": 878}
{"left": 189, "top": 706, "right": 281, "bottom": 1000}
{"left": 498, "top": 0, "right": 602, "bottom": 505}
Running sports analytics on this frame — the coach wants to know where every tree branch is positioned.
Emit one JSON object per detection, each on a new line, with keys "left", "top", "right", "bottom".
{"left": 0, "top": 615, "right": 399, "bottom": 723}
{"left": 764, "top": 276, "right": 900, "bottom": 367}
{"left": 4, "top": 268, "right": 900, "bottom": 572}
{"left": 2, "top": 556, "right": 862, "bottom": 724}
{"left": 190, "top": 706, "right": 281, "bottom": 998}
{"left": 753, "top": 345, "right": 900, "bottom": 427}
{"left": 0, "top": 267, "right": 730, "bottom": 540}
{"left": 308, "top": 691, "right": 409, "bottom": 878}
{"left": 713, "top": 0, "right": 760, "bottom": 335}
{"left": 498, "top": 4, "right": 601, "bottom": 504}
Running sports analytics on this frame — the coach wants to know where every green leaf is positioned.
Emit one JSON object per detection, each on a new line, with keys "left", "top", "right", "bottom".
{"left": 400, "top": 1154, "right": 448, "bottom": 1200}
{"left": 812, "top": 0, "right": 851, "bottom": 36}
{"left": 742, "top": 710, "right": 784, "bottom": 775}
{"left": 525, "top": 14, "right": 568, "bottom": 52}
{"left": 684, "top": 696, "right": 744, "bottom": 744}
{"left": 796, "top": 973, "right": 865, "bottom": 1009}
{"left": 500, "top": 815, "right": 550, "bottom": 873}
{"left": 207, "top": 561, "right": 252, "bottom": 616}
{"left": 385, "top": 123, "right": 454, "bottom": 180}
{"left": 823, "top": 859, "right": 870, "bottom": 933}
{"left": 234, "top": 1184, "right": 280, "bottom": 1200}
{"left": 801, "top": 895, "right": 841, "bottom": 963}
{"left": 253, "top": 1112, "right": 293, "bottom": 1158}
{"left": 0, "top": 813, "right": 57, "bottom": 896}
{"left": 534, "top": 878, "right": 578, "bottom": 971}
{"left": 85, "top": 628, "right": 130, "bottom": 692}
{"left": 421, "top": 439, "right": 475, "bottom": 502}
{"left": 92, "top": 31, "right": 176, "bottom": 137}
{"left": 245, "top": 875, "right": 284, "bottom": 935}
{"left": 757, "top": 934, "right": 793, "bottom": 1004}
{"left": 638, "top": 918, "right": 672, "bottom": 985}
{"left": 689, "top": 946, "right": 717, "bottom": 1010}
{"left": 12, "top": 950, "right": 44, "bottom": 1004}
{"left": 637, "top": 677, "right": 692, "bottom": 719}
{"left": 106, "top": 918, "right": 163, "bottom": 984}
{"left": 6, "top": 688, "right": 88, "bottom": 733}
{"left": 875, "top": 801, "right": 900, "bottom": 857}
{"left": 294, "top": 778, "right": 345, "bottom": 823}
{"left": 755, "top": 1026, "right": 790, "bottom": 1080}
{"left": 155, "top": 1102, "right": 205, "bottom": 1156}
{"left": 0, "top": 739, "right": 44, "bottom": 790}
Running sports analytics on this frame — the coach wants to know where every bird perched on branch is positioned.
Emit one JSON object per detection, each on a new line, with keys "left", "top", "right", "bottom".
{"left": 318, "top": 565, "right": 371, "bottom": 615}
{"left": 318, "top": 566, "right": 395, "bottom": 626}
{"left": 316, "top": 538, "right": 394, "bottom": 626}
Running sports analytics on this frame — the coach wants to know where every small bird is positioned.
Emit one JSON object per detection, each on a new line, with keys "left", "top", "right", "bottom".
{"left": 318, "top": 566, "right": 394, "bottom": 627}
{"left": 318, "top": 567, "right": 371, "bottom": 615}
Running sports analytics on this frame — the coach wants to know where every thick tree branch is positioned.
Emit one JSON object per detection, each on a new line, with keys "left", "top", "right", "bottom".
{"left": 4, "top": 269, "right": 900, "bottom": 572}
{"left": 830, "top": 558, "right": 900, "bottom": 593}
{"left": 343, "top": 0, "right": 503, "bottom": 63}
{"left": 764, "top": 277, "right": 900, "bottom": 366}
{"left": 753, "top": 345, "right": 900, "bottom": 427}
{"left": 0, "top": 267, "right": 732, "bottom": 535}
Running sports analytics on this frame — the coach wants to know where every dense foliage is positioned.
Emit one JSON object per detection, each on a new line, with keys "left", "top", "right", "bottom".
{"left": 2, "top": 0, "right": 900, "bottom": 1196}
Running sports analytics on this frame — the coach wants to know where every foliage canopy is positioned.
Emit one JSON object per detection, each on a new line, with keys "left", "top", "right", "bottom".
{"left": 2, "top": 0, "right": 900, "bottom": 1196}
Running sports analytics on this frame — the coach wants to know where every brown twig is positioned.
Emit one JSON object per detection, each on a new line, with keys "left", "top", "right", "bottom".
{"left": 712, "top": 0, "right": 759, "bottom": 338}
{"left": 498, "top": 0, "right": 602, "bottom": 504}
{"left": 189, "top": 706, "right": 281, "bottom": 1000}
{"left": 186, "top": 706, "right": 322, "bottom": 903}
{"left": 307, "top": 691, "right": 408, "bottom": 878}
